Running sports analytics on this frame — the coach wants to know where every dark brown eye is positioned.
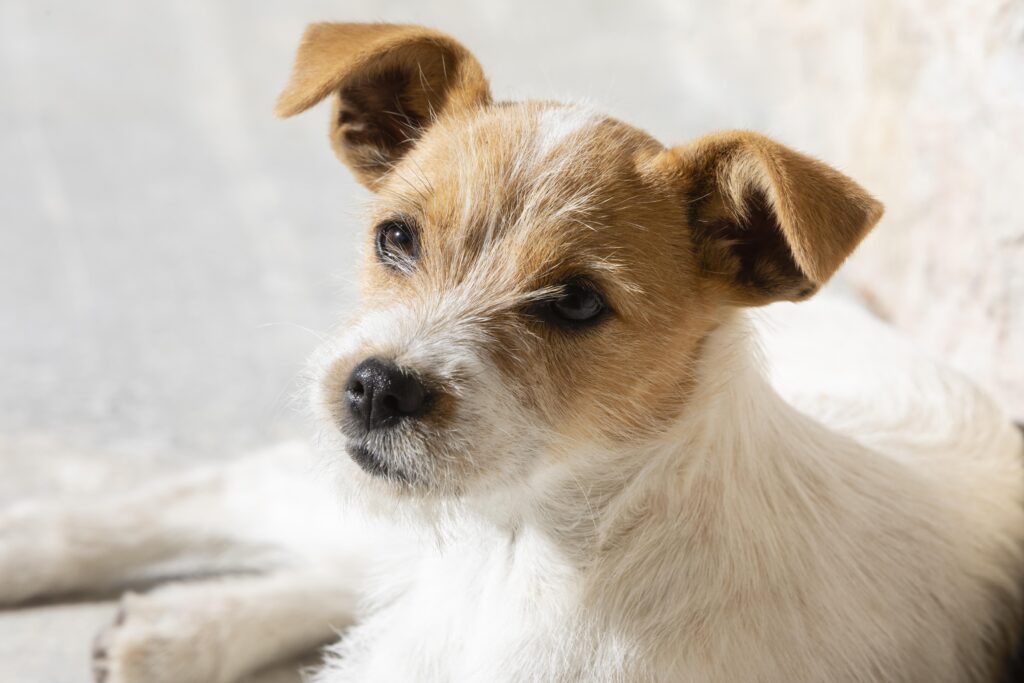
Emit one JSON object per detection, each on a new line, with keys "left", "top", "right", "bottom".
{"left": 532, "top": 280, "right": 609, "bottom": 330}
{"left": 375, "top": 219, "right": 418, "bottom": 269}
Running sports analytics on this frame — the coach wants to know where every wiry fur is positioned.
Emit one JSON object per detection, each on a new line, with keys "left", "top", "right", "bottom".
{"left": 1, "top": 22, "right": 1022, "bottom": 683}
{"left": 303, "top": 297, "right": 1024, "bottom": 683}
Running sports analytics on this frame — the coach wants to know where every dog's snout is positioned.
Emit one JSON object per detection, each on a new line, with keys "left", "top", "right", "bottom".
{"left": 346, "top": 358, "right": 428, "bottom": 430}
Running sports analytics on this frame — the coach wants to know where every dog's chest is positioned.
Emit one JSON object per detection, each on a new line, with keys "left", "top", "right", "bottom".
{"left": 332, "top": 527, "right": 614, "bottom": 682}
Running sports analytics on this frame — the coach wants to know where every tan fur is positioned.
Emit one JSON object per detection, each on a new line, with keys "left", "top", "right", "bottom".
{"left": 362, "top": 106, "right": 721, "bottom": 445}
{"left": 662, "top": 132, "right": 884, "bottom": 306}
{"left": 275, "top": 23, "right": 491, "bottom": 188}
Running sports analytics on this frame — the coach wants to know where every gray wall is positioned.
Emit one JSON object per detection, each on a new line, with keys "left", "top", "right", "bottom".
{"left": 2, "top": 0, "right": 822, "bottom": 492}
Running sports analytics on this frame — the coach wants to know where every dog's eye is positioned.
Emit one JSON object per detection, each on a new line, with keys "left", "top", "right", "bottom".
{"left": 533, "top": 281, "right": 609, "bottom": 329}
{"left": 375, "top": 219, "right": 418, "bottom": 268}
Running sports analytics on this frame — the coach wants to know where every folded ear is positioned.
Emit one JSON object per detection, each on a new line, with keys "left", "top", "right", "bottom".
{"left": 668, "top": 131, "right": 883, "bottom": 306}
{"left": 275, "top": 23, "right": 491, "bottom": 188}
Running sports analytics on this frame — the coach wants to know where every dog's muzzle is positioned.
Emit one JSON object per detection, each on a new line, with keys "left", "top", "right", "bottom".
{"left": 341, "top": 357, "right": 431, "bottom": 478}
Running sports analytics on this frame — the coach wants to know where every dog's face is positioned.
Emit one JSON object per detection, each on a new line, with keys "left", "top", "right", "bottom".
{"left": 314, "top": 104, "right": 720, "bottom": 495}
{"left": 277, "top": 23, "right": 883, "bottom": 497}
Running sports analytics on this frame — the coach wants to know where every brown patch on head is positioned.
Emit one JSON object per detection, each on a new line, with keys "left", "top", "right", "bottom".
{"left": 355, "top": 103, "right": 724, "bottom": 445}
{"left": 323, "top": 107, "right": 883, "bottom": 457}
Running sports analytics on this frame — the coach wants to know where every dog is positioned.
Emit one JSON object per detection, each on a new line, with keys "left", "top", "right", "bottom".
{"left": 2, "top": 22, "right": 1023, "bottom": 683}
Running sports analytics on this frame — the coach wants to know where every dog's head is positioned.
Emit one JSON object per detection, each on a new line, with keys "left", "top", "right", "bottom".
{"left": 277, "top": 23, "right": 883, "bottom": 498}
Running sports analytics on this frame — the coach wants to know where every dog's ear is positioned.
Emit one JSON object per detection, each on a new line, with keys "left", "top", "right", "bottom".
{"left": 665, "top": 131, "right": 883, "bottom": 306}
{"left": 275, "top": 23, "right": 491, "bottom": 188}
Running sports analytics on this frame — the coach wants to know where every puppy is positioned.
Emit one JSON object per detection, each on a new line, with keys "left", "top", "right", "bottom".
{"left": 2, "top": 22, "right": 1023, "bottom": 683}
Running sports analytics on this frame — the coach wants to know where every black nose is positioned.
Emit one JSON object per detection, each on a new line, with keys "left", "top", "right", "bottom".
{"left": 346, "top": 358, "right": 428, "bottom": 430}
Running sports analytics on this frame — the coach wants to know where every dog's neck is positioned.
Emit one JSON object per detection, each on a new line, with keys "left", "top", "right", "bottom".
{"left": 461, "top": 310, "right": 809, "bottom": 565}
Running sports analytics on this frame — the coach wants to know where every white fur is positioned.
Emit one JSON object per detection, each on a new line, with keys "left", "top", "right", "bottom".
{"left": 534, "top": 105, "right": 601, "bottom": 163}
{"left": 308, "top": 292, "right": 1024, "bottom": 683}
{"left": 4, "top": 291, "right": 1019, "bottom": 682}
{"left": 1, "top": 96, "right": 1021, "bottom": 680}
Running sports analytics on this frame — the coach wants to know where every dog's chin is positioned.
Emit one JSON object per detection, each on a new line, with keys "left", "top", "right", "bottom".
{"left": 345, "top": 443, "right": 409, "bottom": 483}
{"left": 340, "top": 436, "right": 473, "bottom": 499}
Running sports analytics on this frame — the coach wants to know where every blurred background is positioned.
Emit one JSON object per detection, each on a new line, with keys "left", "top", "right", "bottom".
{"left": 1, "top": 0, "right": 1021, "bottom": 680}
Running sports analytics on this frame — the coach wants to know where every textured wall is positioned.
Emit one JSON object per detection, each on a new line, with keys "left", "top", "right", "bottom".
{"left": 842, "top": 0, "right": 1024, "bottom": 419}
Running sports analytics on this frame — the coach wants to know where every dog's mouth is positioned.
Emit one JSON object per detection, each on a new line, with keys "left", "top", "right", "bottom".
{"left": 345, "top": 442, "right": 409, "bottom": 483}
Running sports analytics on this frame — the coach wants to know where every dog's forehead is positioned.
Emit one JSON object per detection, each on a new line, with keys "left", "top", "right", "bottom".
{"left": 373, "top": 103, "right": 667, "bottom": 287}
{"left": 418, "top": 102, "right": 609, "bottom": 172}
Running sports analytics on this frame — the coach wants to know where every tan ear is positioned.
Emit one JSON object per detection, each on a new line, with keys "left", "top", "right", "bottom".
{"left": 275, "top": 23, "right": 491, "bottom": 188}
{"left": 668, "top": 131, "right": 883, "bottom": 306}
